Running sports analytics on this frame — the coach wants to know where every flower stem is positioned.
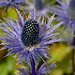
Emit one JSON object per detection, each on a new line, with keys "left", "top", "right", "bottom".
{"left": 30, "top": 57, "right": 36, "bottom": 75}
{"left": 72, "top": 31, "right": 75, "bottom": 75}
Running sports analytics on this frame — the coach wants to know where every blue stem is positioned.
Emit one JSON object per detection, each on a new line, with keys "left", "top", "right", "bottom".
{"left": 31, "top": 57, "right": 36, "bottom": 75}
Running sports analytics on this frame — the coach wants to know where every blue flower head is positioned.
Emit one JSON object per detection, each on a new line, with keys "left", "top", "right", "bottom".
{"left": 0, "top": 0, "right": 26, "bottom": 10}
{"left": 35, "top": 0, "right": 43, "bottom": 11}
{"left": 24, "top": 0, "right": 51, "bottom": 17}
{"left": 50, "top": 0, "right": 75, "bottom": 33}
{"left": 67, "top": 0, "right": 75, "bottom": 19}
{"left": 0, "top": 9, "right": 62, "bottom": 64}
{"left": 17, "top": 60, "right": 56, "bottom": 75}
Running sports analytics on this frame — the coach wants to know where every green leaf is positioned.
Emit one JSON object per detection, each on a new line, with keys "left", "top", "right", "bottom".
{"left": 48, "top": 43, "right": 71, "bottom": 63}
{"left": 0, "top": 55, "right": 15, "bottom": 75}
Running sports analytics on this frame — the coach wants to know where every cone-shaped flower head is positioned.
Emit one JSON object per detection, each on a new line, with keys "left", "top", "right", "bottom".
{"left": 0, "top": 0, "right": 26, "bottom": 10}
{"left": 0, "top": 9, "right": 62, "bottom": 64}
{"left": 50, "top": 0, "right": 75, "bottom": 32}
{"left": 21, "top": 19, "right": 39, "bottom": 46}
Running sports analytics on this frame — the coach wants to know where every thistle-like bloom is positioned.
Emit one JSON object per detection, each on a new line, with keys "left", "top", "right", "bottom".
{"left": 17, "top": 60, "right": 56, "bottom": 75}
{"left": 0, "top": 9, "right": 62, "bottom": 64}
{"left": 24, "top": 0, "right": 51, "bottom": 17}
{"left": 50, "top": 0, "right": 75, "bottom": 33}
{"left": 0, "top": 0, "right": 26, "bottom": 10}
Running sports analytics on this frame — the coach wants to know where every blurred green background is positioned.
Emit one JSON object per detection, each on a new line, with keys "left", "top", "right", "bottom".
{"left": 0, "top": 0, "right": 74, "bottom": 75}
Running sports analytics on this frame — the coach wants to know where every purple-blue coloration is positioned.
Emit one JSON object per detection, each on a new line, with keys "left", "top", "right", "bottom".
{"left": 0, "top": 9, "right": 63, "bottom": 64}
{"left": 0, "top": 0, "right": 26, "bottom": 10}
{"left": 50, "top": 0, "right": 75, "bottom": 32}
{"left": 18, "top": 59, "right": 56, "bottom": 75}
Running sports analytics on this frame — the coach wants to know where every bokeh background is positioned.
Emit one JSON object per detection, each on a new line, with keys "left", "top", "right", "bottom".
{"left": 0, "top": 0, "right": 74, "bottom": 75}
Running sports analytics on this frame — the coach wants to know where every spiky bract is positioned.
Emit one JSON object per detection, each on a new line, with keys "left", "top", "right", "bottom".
{"left": 17, "top": 60, "right": 56, "bottom": 75}
{"left": 0, "top": 0, "right": 26, "bottom": 10}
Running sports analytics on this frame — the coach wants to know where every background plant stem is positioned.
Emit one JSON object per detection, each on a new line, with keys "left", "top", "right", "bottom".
{"left": 72, "top": 31, "right": 75, "bottom": 75}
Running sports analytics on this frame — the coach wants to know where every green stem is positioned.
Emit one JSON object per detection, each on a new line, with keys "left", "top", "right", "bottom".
{"left": 72, "top": 48, "right": 75, "bottom": 75}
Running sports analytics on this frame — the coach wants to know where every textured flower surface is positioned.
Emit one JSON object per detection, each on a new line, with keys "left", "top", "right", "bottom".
{"left": 17, "top": 60, "right": 56, "bottom": 75}
{"left": 0, "top": 0, "right": 26, "bottom": 10}
{"left": 50, "top": 0, "right": 75, "bottom": 33}
{"left": 0, "top": 9, "right": 62, "bottom": 64}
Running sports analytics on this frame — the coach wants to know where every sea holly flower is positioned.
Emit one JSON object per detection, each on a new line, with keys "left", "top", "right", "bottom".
{"left": 17, "top": 60, "right": 56, "bottom": 75}
{"left": 50, "top": 0, "right": 75, "bottom": 33}
{"left": 0, "top": 0, "right": 26, "bottom": 10}
{"left": 49, "top": 0, "right": 75, "bottom": 45}
{"left": 0, "top": 9, "right": 63, "bottom": 64}
{"left": 50, "top": 0, "right": 75, "bottom": 73}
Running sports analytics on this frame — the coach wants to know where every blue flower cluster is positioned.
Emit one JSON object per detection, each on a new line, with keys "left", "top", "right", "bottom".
{"left": 1, "top": 0, "right": 75, "bottom": 75}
